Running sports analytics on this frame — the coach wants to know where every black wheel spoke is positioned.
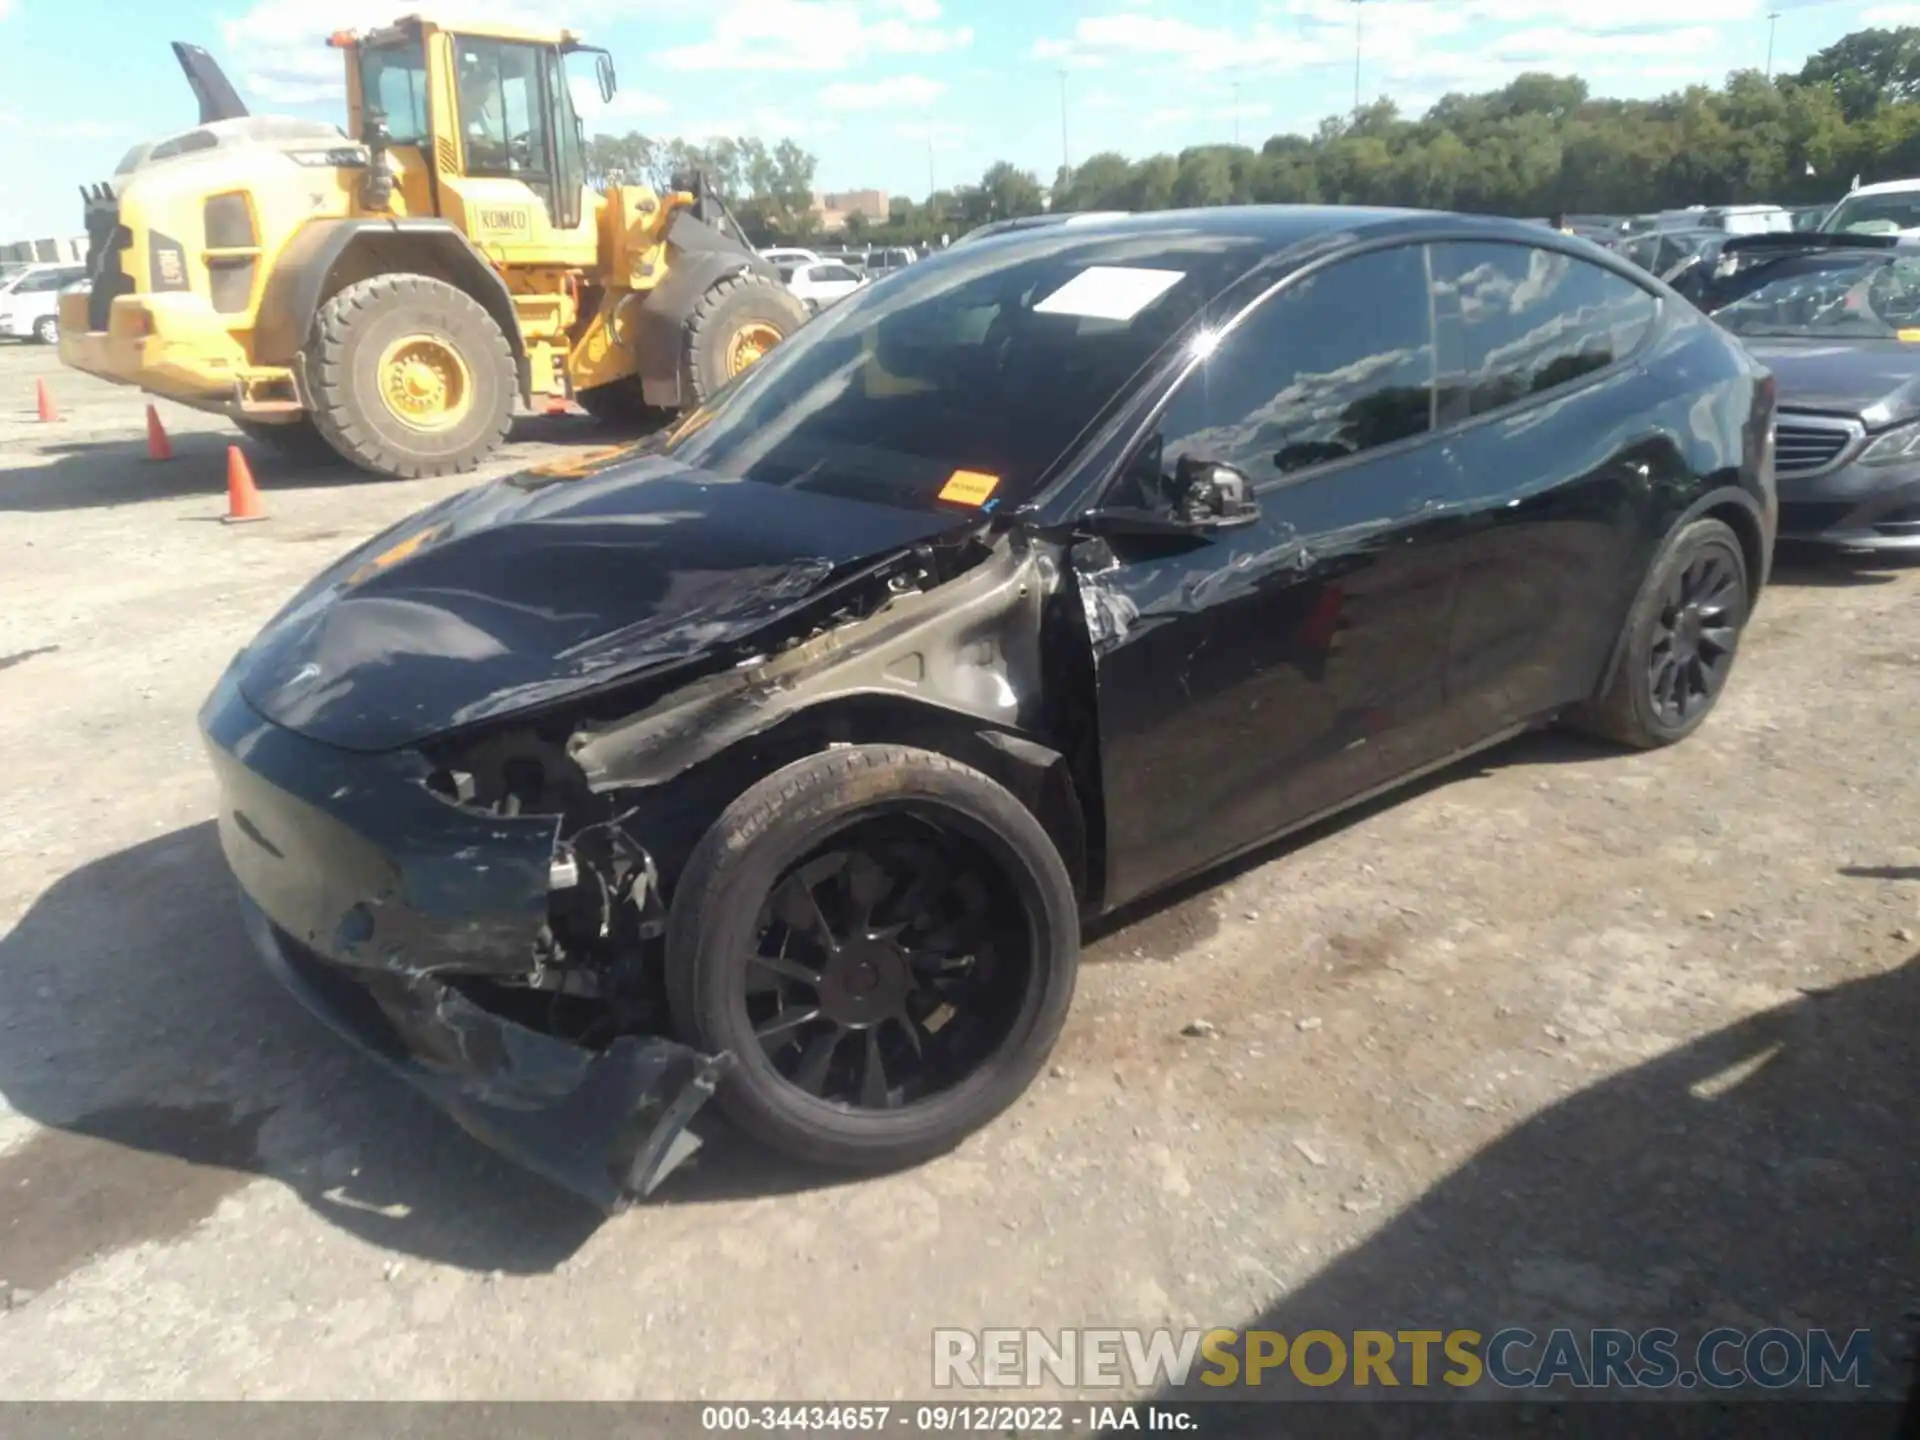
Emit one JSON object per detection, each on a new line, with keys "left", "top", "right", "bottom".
{"left": 792, "top": 1027, "right": 844, "bottom": 1095}
{"left": 750, "top": 951, "right": 823, "bottom": 987}
{"left": 755, "top": 1006, "right": 821, "bottom": 1041}
{"left": 860, "top": 1029, "right": 895, "bottom": 1109}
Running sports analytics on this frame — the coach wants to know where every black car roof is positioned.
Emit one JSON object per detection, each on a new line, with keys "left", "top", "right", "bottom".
{"left": 997, "top": 204, "right": 1555, "bottom": 249}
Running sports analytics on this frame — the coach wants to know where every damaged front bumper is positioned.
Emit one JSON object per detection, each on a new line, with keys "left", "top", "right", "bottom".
{"left": 200, "top": 667, "right": 725, "bottom": 1212}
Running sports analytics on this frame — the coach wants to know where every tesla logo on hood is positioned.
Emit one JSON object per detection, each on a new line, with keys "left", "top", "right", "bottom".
{"left": 281, "top": 662, "right": 322, "bottom": 691}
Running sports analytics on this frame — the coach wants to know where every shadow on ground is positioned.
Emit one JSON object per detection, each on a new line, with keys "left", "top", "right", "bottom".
{"left": 1770, "top": 542, "right": 1920, "bottom": 588}
{"left": 1153, "top": 955, "right": 1919, "bottom": 1429}
{"left": 0, "top": 722, "right": 1630, "bottom": 1292}
{"left": 0, "top": 823, "right": 845, "bottom": 1293}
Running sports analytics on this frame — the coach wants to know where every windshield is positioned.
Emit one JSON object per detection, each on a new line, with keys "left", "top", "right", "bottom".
{"left": 1711, "top": 252, "right": 1920, "bottom": 339}
{"left": 1820, "top": 190, "right": 1920, "bottom": 236}
{"left": 661, "top": 227, "right": 1268, "bottom": 513}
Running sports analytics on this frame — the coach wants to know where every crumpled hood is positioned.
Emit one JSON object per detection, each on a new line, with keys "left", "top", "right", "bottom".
{"left": 234, "top": 451, "right": 961, "bottom": 751}
{"left": 1739, "top": 337, "right": 1920, "bottom": 426}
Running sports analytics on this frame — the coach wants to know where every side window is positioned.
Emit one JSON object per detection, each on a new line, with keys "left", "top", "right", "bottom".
{"left": 454, "top": 39, "right": 550, "bottom": 176}
{"left": 1435, "top": 241, "right": 1657, "bottom": 419}
{"left": 359, "top": 43, "right": 430, "bottom": 147}
{"left": 1138, "top": 243, "right": 1435, "bottom": 500}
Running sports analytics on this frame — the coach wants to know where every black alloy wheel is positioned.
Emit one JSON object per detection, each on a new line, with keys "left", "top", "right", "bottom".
{"left": 1570, "top": 516, "right": 1750, "bottom": 748}
{"left": 746, "top": 820, "right": 1030, "bottom": 1111}
{"left": 666, "top": 745, "right": 1079, "bottom": 1169}
{"left": 1646, "top": 547, "right": 1741, "bottom": 728}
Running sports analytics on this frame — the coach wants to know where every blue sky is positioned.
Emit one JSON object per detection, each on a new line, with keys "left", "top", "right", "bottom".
{"left": 3, "top": 0, "right": 1917, "bottom": 238}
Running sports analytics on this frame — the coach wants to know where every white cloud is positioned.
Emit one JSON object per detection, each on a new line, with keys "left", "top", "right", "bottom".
{"left": 1033, "top": 13, "right": 1343, "bottom": 73}
{"left": 573, "top": 77, "right": 670, "bottom": 126}
{"left": 820, "top": 74, "right": 944, "bottom": 110}
{"left": 1862, "top": 3, "right": 1920, "bottom": 23}
{"left": 219, "top": 0, "right": 609, "bottom": 104}
{"left": 1490, "top": 26, "right": 1719, "bottom": 63}
{"left": 0, "top": 0, "right": 15, "bottom": 21}
{"left": 660, "top": 0, "right": 971, "bottom": 72}
{"left": 674, "top": 107, "right": 840, "bottom": 142}
{"left": 0, "top": 105, "right": 123, "bottom": 140}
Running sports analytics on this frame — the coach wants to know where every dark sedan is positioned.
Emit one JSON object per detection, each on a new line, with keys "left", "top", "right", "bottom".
{"left": 1702, "top": 234, "right": 1920, "bottom": 549}
{"left": 202, "top": 207, "right": 1777, "bottom": 1208}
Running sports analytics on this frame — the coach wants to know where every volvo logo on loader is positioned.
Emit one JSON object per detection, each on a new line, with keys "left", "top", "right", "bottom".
{"left": 55, "top": 14, "right": 809, "bottom": 481}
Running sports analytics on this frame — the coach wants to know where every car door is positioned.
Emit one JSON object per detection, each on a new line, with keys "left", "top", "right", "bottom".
{"left": 1427, "top": 239, "right": 1665, "bottom": 743}
{"left": 1076, "top": 242, "right": 1470, "bottom": 908}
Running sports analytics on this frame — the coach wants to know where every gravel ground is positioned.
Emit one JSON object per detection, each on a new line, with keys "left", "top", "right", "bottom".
{"left": 0, "top": 342, "right": 1914, "bottom": 1404}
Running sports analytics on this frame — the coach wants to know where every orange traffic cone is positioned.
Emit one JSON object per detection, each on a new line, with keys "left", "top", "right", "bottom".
{"left": 145, "top": 404, "right": 173, "bottom": 461}
{"left": 222, "top": 445, "right": 266, "bottom": 524}
{"left": 35, "top": 378, "right": 58, "bottom": 423}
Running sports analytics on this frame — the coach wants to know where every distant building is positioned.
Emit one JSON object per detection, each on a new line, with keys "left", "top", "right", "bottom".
{"left": 811, "top": 188, "right": 889, "bottom": 232}
{"left": 2, "top": 235, "right": 88, "bottom": 264}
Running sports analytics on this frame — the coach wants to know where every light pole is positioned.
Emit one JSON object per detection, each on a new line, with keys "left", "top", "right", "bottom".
{"left": 1765, "top": 10, "right": 1781, "bottom": 79}
{"left": 926, "top": 129, "right": 936, "bottom": 198}
{"left": 1352, "top": 0, "right": 1364, "bottom": 121}
{"left": 1058, "top": 69, "right": 1071, "bottom": 175}
{"left": 1232, "top": 80, "right": 1242, "bottom": 146}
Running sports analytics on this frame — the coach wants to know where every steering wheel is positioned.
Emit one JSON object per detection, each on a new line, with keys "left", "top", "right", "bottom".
{"left": 506, "top": 130, "right": 535, "bottom": 169}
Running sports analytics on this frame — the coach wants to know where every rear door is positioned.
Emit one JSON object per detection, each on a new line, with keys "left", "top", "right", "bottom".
{"left": 1427, "top": 240, "right": 1665, "bottom": 741}
{"left": 1080, "top": 242, "right": 1468, "bottom": 907}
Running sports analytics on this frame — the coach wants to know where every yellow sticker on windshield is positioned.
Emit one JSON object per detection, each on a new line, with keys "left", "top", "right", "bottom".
{"left": 1899, "top": 328, "right": 1920, "bottom": 343}
{"left": 938, "top": 469, "right": 1001, "bottom": 506}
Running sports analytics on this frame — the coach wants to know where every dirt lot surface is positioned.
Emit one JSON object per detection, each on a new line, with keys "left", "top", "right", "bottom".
{"left": 0, "top": 342, "right": 1915, "bottom": 1404}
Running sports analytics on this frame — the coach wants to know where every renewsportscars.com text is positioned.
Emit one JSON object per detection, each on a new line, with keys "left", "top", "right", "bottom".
{"left": 932, "top": 1326, "right": 1874, "bottom": 1391}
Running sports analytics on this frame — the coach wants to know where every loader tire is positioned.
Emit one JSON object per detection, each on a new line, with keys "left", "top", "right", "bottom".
{"left": 233, "top": 416, "right": 341, "bottom": 466}
{"left": 682, "top": 271, "right": 809, "bottom": 407}
{"left": 575, "top": 380, "right": 668, "bottom": 429}
{"left": 304, "top": 274, "right": 515, "bottom": 480}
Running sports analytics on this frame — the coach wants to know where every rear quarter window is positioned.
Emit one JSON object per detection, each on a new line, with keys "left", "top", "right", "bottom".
{"left": 1434, "top": 242, "right": 1658, "bottom": 420}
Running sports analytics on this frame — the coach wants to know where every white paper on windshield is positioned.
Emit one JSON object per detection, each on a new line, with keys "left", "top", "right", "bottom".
{"left": 1034, "top": 266, "right": 1184, "bottom": 322}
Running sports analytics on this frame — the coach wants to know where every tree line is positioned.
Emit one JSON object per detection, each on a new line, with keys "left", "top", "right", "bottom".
{"left": 585, "top": 25, "right": 1920, "bottom": 247}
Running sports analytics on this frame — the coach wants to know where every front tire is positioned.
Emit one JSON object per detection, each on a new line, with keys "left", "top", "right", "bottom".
{"left": 304, "top": 274, "right": 515, "bottom": 479}
{"left": 1570, "top": 517, "right": 1750, "bottom": 748}
{"left": 32, "top": 316, "right": 57, "bottom": 345}
{"left": 666, "top": 745, "right": 1079, "bottom": 1170}
{"left": 682, "top": 271, "right": 809, "bottom": 406}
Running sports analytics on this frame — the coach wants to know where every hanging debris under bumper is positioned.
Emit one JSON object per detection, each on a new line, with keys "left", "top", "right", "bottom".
{"left": 201, "top": 668, "right": 727, "bottom": 1212}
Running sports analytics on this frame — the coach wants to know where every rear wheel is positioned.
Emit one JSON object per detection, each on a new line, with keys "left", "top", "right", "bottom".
{"left": 1569, "top": 517, "right": 1750, "bottom": 748}
{"left": 682, "top": 271, "right": 809, "bottom": 406}
{"left": 666, "top": 745, "right": 1079, "bottom": 1170}
{"left": 304, "top": 274, "right": 515, "bottom": 479}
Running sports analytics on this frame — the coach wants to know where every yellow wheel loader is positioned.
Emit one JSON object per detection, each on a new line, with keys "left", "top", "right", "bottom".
{"left": 60, "top": 15, "right": 809, "bottom": 478}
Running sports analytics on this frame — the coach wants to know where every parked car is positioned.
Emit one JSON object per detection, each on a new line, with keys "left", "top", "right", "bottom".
{"left": 1700, "top": 231, "right": 1920, "bottom": 550}
{"left": 1817, "top": 178, "right": 1920, "bottom": 237}
{"left": 1652, "top": 205, "right": 1793, "bottom": 236}
{"left": 1616, "top": 227, "right": 1734, "bottom": 301}
{"left": 781, "top": 260, "right": 866, "bottom": 311}
{"left": 1790, "top": 204, "right": 1835, "bottom": 232}
{"left": 860, "top": 246, "right": 918, "bottom": 278}
{"left": 201, "top": 206, "right": 1775, "bottom": 1208}
{"left": 0, "top": 262, "right": 87, "bottom": 344}
{"left": 758, "top": 247, "right": 825, "bottom": 269}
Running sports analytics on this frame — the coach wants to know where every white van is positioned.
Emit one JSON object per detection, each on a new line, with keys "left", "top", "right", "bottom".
{"left": 0, "top": 263, "right": 88, "bottom": 344}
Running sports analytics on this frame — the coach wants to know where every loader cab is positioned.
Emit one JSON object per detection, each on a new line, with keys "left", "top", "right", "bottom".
{"left": 344, "top": 18, "right": 606, "bottom": 257}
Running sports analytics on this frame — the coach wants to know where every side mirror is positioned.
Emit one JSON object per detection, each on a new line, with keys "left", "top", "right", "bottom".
{"left": 596, "top": 51, "right": 617, "bottom": 104}
{"left": 1173, "top": 455, "right": 1259, "bottom": 529}
{"left": 1080, "top": 458, "right": 1260, "bottom": 539}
